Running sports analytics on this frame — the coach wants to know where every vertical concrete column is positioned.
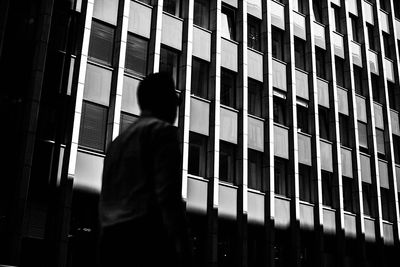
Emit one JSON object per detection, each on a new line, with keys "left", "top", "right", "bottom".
{"left": 109, "top": 0, "right": 130, "bottom": 140}
{"left": 11, "top": 0, "right": 54, "bottom": 264}
{"left": 285, "top": 1, "right": 301, "bottom": 266}
{"left": 358, "top": 0, "right": 385, "bottom": 263}
{"left": 207, "top": 1, "right": 222, "bottom": 266}
{"left": 178, "top": 0, "right": 195, "bottom": 202}
{"left": 306, "top": 0, "right": 324, "bottom": 265}
{"left": 237, "top": 1, "right": 248, "bottom": 266}
{"left": 148, "top": 0, "right": 164, "bottom": 73}
{"left": 263, "top": 1, "right": 275, "bottom": 266}
{"left": 388, "top": 0, "right": 400, "bottom": 244}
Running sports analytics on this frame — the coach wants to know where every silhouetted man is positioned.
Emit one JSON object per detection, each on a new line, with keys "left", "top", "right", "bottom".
{"left": 99, "top": 73, "right": 191, "bottom": 266}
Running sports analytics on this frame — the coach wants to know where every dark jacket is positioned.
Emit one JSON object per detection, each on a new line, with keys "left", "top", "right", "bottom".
{"left": 99, "top": 115, "right": 190, "bottom": 266}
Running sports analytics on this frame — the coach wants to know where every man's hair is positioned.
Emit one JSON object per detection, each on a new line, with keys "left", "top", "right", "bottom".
{"left": 137, "top": 72, "right": 178, "bottom": 111}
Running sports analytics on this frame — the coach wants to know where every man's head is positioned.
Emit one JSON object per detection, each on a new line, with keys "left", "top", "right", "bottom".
{"left": 137, "top": 72, "right": 180, "bottom": 124}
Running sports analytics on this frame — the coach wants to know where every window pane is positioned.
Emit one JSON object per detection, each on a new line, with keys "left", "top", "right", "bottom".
{"left": 248, "top": 16, "right": 261, "bottom": 51}
{"left": 299, "top": 164, "right": 312, "bottom": 202}
{"left": 194, "top": 0, "right": 210, "bottom": 29}
{"left": 297, "top": 105, "right": 309, "bottom": 134}
{"left": 272, "top": 27, "right": 284, "bottom": 60}
{"left": 79, "top": 102, "right": 108, "bottom": 151}
{"left": 220, "top": 141, "right": 236, "bottom": 184}
{"left": 191, "top": 58, "right": 209, "bottom": 98}
{"left": 322, "top": 171, "right": 334, "bottom": 207}
{"left": 343, "top": 177, "right": 354, "bottom": 212}
{"left": 221, "top": 70, "right": 236, "bottom": 108}
{"left": 160, "top": 47, "right": 179, "bottom": 85}
{"left": 88, "top": 21, "right": 114, "bottom": 65}
{"left": 248, "top": 149, "right": 263, "bottom": 190}
{"left": 84, "top": 64, "right": 112, "bottom": 106}
{"left": 319, "top": 107, "right": 330, "bottom": 140}
{"left": 163, "top": 0, "right": 180, "bottom": 16}
{"left": 221, "top": 6, "right": 235, "bottom": 40}
{"left": 295, "top": 38, "right": 306, "bottom": 70}
{"left": 93, "top": 0, "right": 119, "bottom": 25}
{"left": 125, "top": 34, "right": 148, "bottom": 76}
{"left": 248, "top": 79, "right": 262, "bottom": 117}
{"left": 358, "top": 122, "right": 368, "bottom": 148}
{"left": 188, "top": 132, "right": 207, "bottom": 177}
{"left": 275, "top": 157, "right": 289, "bottom": 197}
{"left": 122, "top": 76, "right": 140, "bottom": 115}
{"left": 273, "top": 96, "right": 287, "bottom": 126}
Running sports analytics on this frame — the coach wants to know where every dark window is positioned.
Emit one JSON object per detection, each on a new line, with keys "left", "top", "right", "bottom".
{"left": 120, "top": 112, "right": 138, "bottom": 133}
{"left": 354, "top": 66, "right": 365, "bottom": 96}
{"left": 358, "top": 122, "right": 368, "bottom": 149}
{"left": 275, "top": 157, "right": 289, "bottom": 197}
{"left": 138, "top": 0, "right": 152, "bottom": 5}
{"left": 297, "top": 104, "right": 309, "bottom": 134}
{"left": 319, "top": 107, "right": 330, "bottom": 140}
{"left": 350, "top": 16, "right": 359, "bottom": 43}
{"left": 332, "top": 5, "right": 342, "bottom": 33}
{"left": 79, "top": 101, "right": 108, "bottom": 152}
{"left": 322, "top": 171, "right": 334, "bottom": 207}
{"left": 163, "top": 0, "right": 180, "bottom": 16}
{"left": 248, "top": 16, "right": 261, "bottom": 51}
{"left": 248, "top": 149, "right": 263, "bottom": 190}
{"left": 383, "top": 33, "right": 391, "bottom": 59}
{"left": 125, "top": 34, "right": 148, "bottom": 76}
{"left": 315, "top": 48, "right": 326, "bottom": 79}
{"left": 248, "top": 79, "right": 262, "bottom": 117}
{"left": 295, "top": 38, "right": 306, "bottom": 70}
{"left": 335, "top": 57, "right": 345, "bottom": 88}
{"left": 394, "top": 135, "right": 400, "bottom": 164}
{"left": 381, "top": 188, "right": 392, "bottom": 221}
{"left": 188, "top": 132, "right": 208, "bottom": 177}
{"left": 294, "top": 0, "right": 305, "bottom": 14}
{"left": 371, "top": 74, "right": 382, "bottom": 103}
{"left": 367, "top": 24, "right": 375, "bottom": 51}
{"left": 88, "top": 21, "right": 114, "bottom": 65}
{"left": 299, "top": 164, "right": 312, "bottom": 202}
{"left": 339, "top": 114, "right": 351, "bottom": 147}
{"left": 221, "top": 69, "right": 236, "bottom": 108}
{"left": 194, "top": 0, "right": 210, "bottom": 29}
{"left": 388, "top": 82, "right": 399, "bottom": 111}
{"left": 191, "top": 57, "right": 209, "bottom": 99}
{"left": 395, "top": 0, "right": 400, "bottom": 19}
{"left": 221, "top": 5, "right": 236, "bottom": 40}
{"left": 220, "top": 141, "right": 236, "bottom": 184}
{"left": 313, "top": 0, "right": 323, "bottom": 23}
{"left": 343, "top": 176, "right": 354, "bottom": 213}
{"left": 380, "top": 0, "right": 389, "bottom": 12}
{"left": 160, "top": 47, "right": 179, "bottom": 85}
{"left": 272, "top": 27, "right": 284, "bottom": 61}
{"left": 273, "top": 96, "right": 287, "bottom": 126}
{"left": 362, "top": 182, "right": 374, "bottom": 216}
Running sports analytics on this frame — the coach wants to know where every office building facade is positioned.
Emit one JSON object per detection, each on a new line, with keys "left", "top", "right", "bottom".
{"left": 2, "top": 0, "right": 400, "bottom": 266}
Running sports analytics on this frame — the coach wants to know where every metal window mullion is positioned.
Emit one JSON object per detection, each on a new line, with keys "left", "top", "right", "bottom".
{"left": 148, "top": 0, "right": 164, "bottom": 73}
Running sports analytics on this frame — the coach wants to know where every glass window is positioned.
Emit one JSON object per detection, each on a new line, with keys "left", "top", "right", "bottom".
{"left": 188, "top": 132, "right": 208, "bottom": 177}
{"left": 395, "top": 0, "right": 400, "bottom": 19}
{"left": 248, "top": 149, "right": 263, "bottom": 190}
{"left": 299, "top": 164, "right": 312, "bottom": 202}
{"left": 194, "top": 0, "right": 210, "bottom": 29}
{"left": 191, "top": 57, "right": 209, "bottom": 99}
{"left": 322, "top": 171, "right": 334, "bottom": 207}
{"left": 248, "top": 79, "right": 262, "bottom": 117}
{"left": 219, "top": 141, "right": 236, "bottom": 184}
{"left": 163, "top": 0, "right": 180, "bottom": 17}
{"left": 93, "top": 0, "right": 119, "bottom": 25}
{"left": 367, "top": 25, "right": 375, "bottom": 51}
{"left": 343, "top": 177, "right": 354, "bottom": 213}
{"left": 272, "top": 27, "right": 284, "bottom": 61}
{"left": 84, "top": 64, "right": 112, "bottom": 106}
{"left": 362, "top": 182, "right": 374, "bottom": 216}
{"left": 273, "top": 96, "right": 287, "bottom": 126}
{"left": 358, "top": 122, "right": 368, "bottom": 149}
{"left": 160, "top": 47, "right": 179, "bottom": 85}
{"left": 79, "top": 101, "right": 108, "bottom": 152}
{"left": 88, "top": 21, "right": 115, "bottom": 65}
{"left": 295, "top": 38, "right": 306, "bottom": 70}
{"left": 221, "top": 69, "right": 236, "bottom": 108}
{"left": 332, "top": 5, "right": 342, "bottom": 33}
{"left": 275, "top": 157, "right": 289, "bottom": 197}
{"left": 371, "top": 74, "right": 381, "bottom": 103}
{"left": 350, "top": 16, "right": 359, "bottom": 43}
{"left": 248, "top": 16, "right": 261, "bottom": 51}
{"left": 221, "top": 6, "right": 236, "bottom": 40}
{"left": 394, "top": 135, "right": 400, "bottom": 164}
{"left": 339, "top": 114, "right": 351, "bottom": 147}
{"left": 381, "top": 188, "right": 392, "bottom": 221}
{"left": 335, "top": 57, "right": 345, "bottom": 88}
{"left": 319, "top": 107, "right": 330, "bottom": 140}
{"left": 120, "top": 112, "right": 138, "bottom": 133}
{"left": 354, "top": 66, "right": 365, "bottom": 96}
{"left": 121, "top": 75, "right": 140, "bottom": 115}
{"left": 313, "top": 0, "right": 323, "bottom": 23}
{"left": 315, "top": 48, "right": 326, "bottom": 79}
{"left": 294, "top": 0, "right": 305, "bottom": 14}
{"left": 376, "top": 129, "right": 385, "bottom": 156}
{"left": 297, "top": 105, "right": 309, "bottom": 134}
{"left": 125, "top": 34, "right": 148, "bottom": 76}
